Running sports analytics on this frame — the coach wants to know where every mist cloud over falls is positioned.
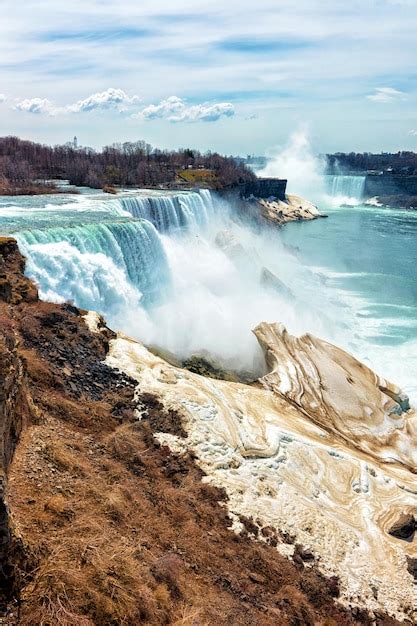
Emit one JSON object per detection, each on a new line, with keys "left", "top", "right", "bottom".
{"left": 14, "top": 188, "right": 357, "bottom": 380}
{"left": 260, "top": 129, "right": 326, "bottom": 202}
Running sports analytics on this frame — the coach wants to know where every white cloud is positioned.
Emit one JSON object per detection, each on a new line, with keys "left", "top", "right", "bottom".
{"left": 13, "top": 88, "right": 140, "bottom": 116}
{"left": 136, "top": 96, "right": 235, "bottom": 123}
{"left": 14, "top": 97, "right": 58, "bottom": 115}
{"left": 66, "top": 88, "right": 140, "bottom": 113}
{"left": 409, "top": 129, "right": 417, "bottom": 136}
{"left": 0, "top": 94, "right": 6, "bottom": 103}
{"left": 367, "top": 87, "right": 406, "bottom": 103}
{"left": 12, "top": 90, "right": 233, "bottom": 123}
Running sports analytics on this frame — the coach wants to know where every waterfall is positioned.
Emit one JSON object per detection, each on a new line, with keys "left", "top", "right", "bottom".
{"left": 16, "top": 219, "right": 171, "bottom": 314}
{"left": 326, "top": 175, "right": 366, "bottom": 200}
{"left": 120, "top": 189, "right": 215, "bottom": 232}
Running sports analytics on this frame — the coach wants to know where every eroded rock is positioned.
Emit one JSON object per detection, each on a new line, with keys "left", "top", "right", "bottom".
{"left": 389, "top": 514, "right": 416, "bottom": 541}
{"left": 106, "top": 324, "right": 417, "bottom": 620}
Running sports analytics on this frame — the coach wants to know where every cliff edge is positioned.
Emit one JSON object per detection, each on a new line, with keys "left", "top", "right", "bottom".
{"left": 0, "top": 238, "right": 413, "bottom": 625}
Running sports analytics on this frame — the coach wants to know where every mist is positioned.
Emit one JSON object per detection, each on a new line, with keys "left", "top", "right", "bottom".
{"left": 260, "top": 129, "right": 326, "bottom": 202}
{"left": 13, "top": 133, "right": 359, "bottom": 380}
{"left": 120, "top": 205, "right": 355, "bottom": 378}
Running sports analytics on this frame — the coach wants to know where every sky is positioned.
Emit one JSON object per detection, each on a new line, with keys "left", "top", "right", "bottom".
{"left": 1, "top": 0, "right": 417, "bottom": 155}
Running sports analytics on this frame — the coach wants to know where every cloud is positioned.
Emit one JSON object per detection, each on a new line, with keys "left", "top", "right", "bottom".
{"left": 136, "top": 96, "right": 235, "bottom": 122}
{"left": 11, "top": 90, "right": 233, "bottom": 123}
{"left": 14, "top": 97, "right": 58, "bottom": 114}
{"left": 409, "top": 129, "right": 417, "bottom": 136}
{"left": 66, "top": 88, "right": 140, "bottom": 113}
{"left": 13, "top": 88, "right": 140, "bottom": 115}
{"left": 0, "top": 94, "right": 6, "bottom": 103}
{"left": 367, "top": 87, "right": 406, "bottom": 103}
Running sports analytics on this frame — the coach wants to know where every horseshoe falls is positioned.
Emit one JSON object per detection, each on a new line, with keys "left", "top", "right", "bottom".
{"left": 1, "top": 184, "right": 416, "bottom": 402}
{"left": 325, "top": 174, "right": 366, "bottom": 205}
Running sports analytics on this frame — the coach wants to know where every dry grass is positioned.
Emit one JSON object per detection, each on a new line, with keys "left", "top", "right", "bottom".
{"left": 102, "top": 487, "right": 127, "bottom": 522}
{"left": 43, "top": 495, "right": 74, "bottom": 519}
{"left": 171, "top": 606, "right": 209, "bottom": 626}
{"left": 106, "top": 423, "right": 145, "bottom": 467}
{"left": 43, "top": 440, "right": 89, "bottom": 477}
{"left": 18, "top": 516, "right": 168, "bottom": 626}
{"left": 3, "top": 259, "right": 389, "bottom": 626}
{"left": 176, "top": 169, "right": 217, "bottom": 186}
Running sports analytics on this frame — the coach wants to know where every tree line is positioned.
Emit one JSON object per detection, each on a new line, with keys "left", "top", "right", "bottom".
{"left": 326, "top": 151, "right": 417, "bottom": 175}
{"left": 0, "top": 136, "right": 255, "bottom": 192}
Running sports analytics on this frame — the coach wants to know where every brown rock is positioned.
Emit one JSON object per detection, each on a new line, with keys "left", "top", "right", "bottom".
{"left": 388, "top": 513, "right": 416, "bottom": 541}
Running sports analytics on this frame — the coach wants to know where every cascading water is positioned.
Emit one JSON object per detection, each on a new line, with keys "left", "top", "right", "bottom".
{"left": 1, "top": 180, "right": 416, "bottom": 403}
{"left": 326, "top": 175, "right": 366, "bottom": 202}
{"left": 120, "top": 189, "right": 215, "bottom": 232}
{"left": 3, "top": 187, "right": 339, "bottom": 375}
{"left": 16, "top": 219, "right": 171, "bottom": 317}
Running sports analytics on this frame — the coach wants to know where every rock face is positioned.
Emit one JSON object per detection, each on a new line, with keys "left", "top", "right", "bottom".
{"left": 0, "top": 238, "right": 37, "bottom": 606}
{"left": 0, "top": 237, "right": 38, "bottom": 304}
{"left": 258, "top": 194, "right": 322, "bottom": 225}
{"left": 215, "top": 230, "right": 294, "bottom": 301}
{"left": 365, "top": 173, "right": 417, "bottom": 198}
{"left": 240, "top": 178, "right": 287, "bottom": 201}
{"left": 255, "top": 322, "right": 417, "bottom": 471}
{"left": 389, "top": 514, "right": 416, "bottom": 541}
{"left": 107, "top": 324, "right": 417, "bottom": 622}
{"left": 0, "top": 310, "right": 30, "bottom": 607}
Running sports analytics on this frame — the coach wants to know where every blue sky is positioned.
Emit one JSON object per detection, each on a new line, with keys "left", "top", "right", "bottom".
{"left": 1, "top": 0, "right": 417, "bottom": 154}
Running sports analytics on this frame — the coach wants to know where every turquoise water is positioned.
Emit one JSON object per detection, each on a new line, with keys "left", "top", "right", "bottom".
{"left": 0, "top": 186, "right": 416, "bottom": 402}
{"left": 279, "top": 200, "right": 417, "bottom": 399}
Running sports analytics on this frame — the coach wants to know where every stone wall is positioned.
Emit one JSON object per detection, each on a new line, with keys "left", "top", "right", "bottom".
{"left": 240, "top": 177, "right": 287, "bottom": 200}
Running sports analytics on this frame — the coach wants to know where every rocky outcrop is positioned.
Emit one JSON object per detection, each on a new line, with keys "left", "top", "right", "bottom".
{"left": 0, "top": 238, "right": 38, "bottom": 610}
{"left": 0, "top": 238, "right": 38, "bottom": 304}
{"left": 258, "top": 194, "right": 322, "bottom": 225}
{"left": 0, "top": 238, "right": 38, "bottom": 605}
{"left": 255, "top": 322, "right": 417, "bottom": 471}
{"left": 260, "top": 267, "right": 294, "bottom": 299}
{"left": 240, "top": 178, "right": 287, "bottom": 201}
{"left": 107, "top": 324, "right": 417, "bottom": 622}
{"left": 215, "top": 230, "right": 294, "bottom": 301}
{"left": 1, "top": 241, "right": 397, "bottom": 625}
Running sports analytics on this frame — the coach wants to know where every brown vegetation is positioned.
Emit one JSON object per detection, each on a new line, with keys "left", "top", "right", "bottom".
{"left": 0, "top": 238, "right": 402, "bottom": 625}
{"left": 0, "top": 182, "right": 61, "bottom": 196}
{"left": 326, "top": 151, "right": 417, "bottom": 174}
{"left": 0, "top": 136, "right": 255, "bottom": 194}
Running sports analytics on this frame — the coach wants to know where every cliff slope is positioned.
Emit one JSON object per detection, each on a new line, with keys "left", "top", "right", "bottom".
{"left": 0, "top": 238, "right": 412, "bottom": 625}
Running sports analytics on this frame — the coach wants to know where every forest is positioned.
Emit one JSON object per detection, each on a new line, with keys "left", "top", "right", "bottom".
{"left": 326, "top": 151, "right": 417, "bottom": 174}
{"left": 0, "top": 136, "right": 255, "bottom": 194}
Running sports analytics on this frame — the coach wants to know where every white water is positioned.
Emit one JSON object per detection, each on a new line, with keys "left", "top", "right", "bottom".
{"left": 16, "top": 217, "right": 171, "bottom": 326}
{"left": 1, "top": 166, "right": 416, "bottom": 402}
{"left": 121, "top": 188, "right": 215, "bottom": 232}
{"left": 325, "top": 175, "right": 366, "bottom": 206}
{"left": 0, "top": 189, "right": 350, "bottom": 375}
